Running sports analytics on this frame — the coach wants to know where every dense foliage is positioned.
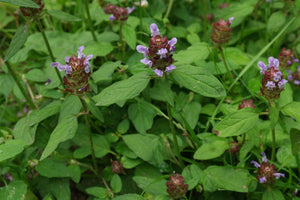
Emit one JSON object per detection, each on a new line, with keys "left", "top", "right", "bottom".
{"left": 0, "top": 0, "right": 300, "bottom": 199}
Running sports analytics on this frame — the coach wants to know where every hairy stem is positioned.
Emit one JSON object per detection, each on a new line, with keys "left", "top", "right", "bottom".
{"left": 36, "top": 20, "right": 63, "bottom": 83}
{"left": 84, "top": 0, "right": 98, "bottom": 42}
{"left": 166, "top": 103, "right": 184, "bottom": 169}
{"left": 164, "top": 0, "right": 174, "bottom": 19}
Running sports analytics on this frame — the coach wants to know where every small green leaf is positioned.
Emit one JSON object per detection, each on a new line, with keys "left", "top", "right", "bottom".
{"left": 0, "top": 74, "right": 14, "bottom": 97}
{"left": 215, "top": 109, "right": 259, "bottom": 137}
{"left": 0, "top": 140, "right": 25, "bottom": 162}
{"left": 278, "top": 83, "right": 293, "bottom": 108}
{"left": 122, "top": 24, "right": 136, "bottom": 50}
{"left": 149, "top": 78, "right": 174, "bottom": 106}
{"left": 182, "top": 164, "right": 203, "bottom": 189}
{"left": 113, "top": 194, "right": 143, "bottom": 200}
{"left": 117, "top": 119, "right": 130, "bottom": 134}
{"left": 47, "top": 9, "right": 82, "bottom": 22}
{"left": 282, "top": 101, "right": 300, "bottom": 122}
{"left": 173, "top": 43, "right": 209, "bottom": 65}
{"left": 0, "top": 181, "right": 27, "bottom": 200}
{"left": 59, "top": 95, "right": 82, "bottom": 122}
{"left": 267, "top": 11, "right": 286, "bottom": 34}
{"left": 290, "top": 128, "right": 300, "bottom": 156}
{"left": 13, "top": 117, "right": 38, "bottom": 145}
{"left": 84, "top": 96, "right": 104, "bottom": 122}
{"left": 93, "top": 72, "right": 150, "bottom": 106}
{"left": 5, "top": 24, "right": 29, "bottom": 61}
{"left": 0, "top": 0, "right": 39, "bottom": 8}
{"left": 91, "top": 61, "right": 121, "bottom": 83}
{"left": 262, "top": 188, "right": 285, "bottom": 200}
{"left": 40, "top": 115, "right": 78, "bottom": 160}
{"left": 194, "top": 140, "right": 229, "bottom": 160}
{"left": 269, "top": 104, "right": 279, "bottom": 129}
{"left": 128, "top": 100, "right": 157, "bottom": 134}
{"left": 111, "top": 174, "right": 122, "bottom": 193}
{"left": 172, "top": 65, "right": 226, "bottom": 98}
{"left": 25, "top": 69, "right": 47, "bottom": 82}
{"left": 86, "top": 187, "right": 107, "bottom": 199}
{"left": 84, "top": 41, "right": 114, "bottom": 57}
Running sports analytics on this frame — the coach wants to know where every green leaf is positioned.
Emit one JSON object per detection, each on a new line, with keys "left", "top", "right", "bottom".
{"left": 149, "top": 78, "right": 174, "bottom": 106}
{"left": 290, "top": 128, "right": 300, "bottom": 156}
{"left": 0, "top": 0, "right": 39, "bottom": 8}
{"left": 276, "top": 144, "right": 297, "bottom": 168}
{"left": 37, "top": 178, "right": 70, "bottom": 200}
{"left": 182, "top": 164, "right": 203, "bottom": 189}
{"left": 224, "top": 47, "right": 250, "bottom": 66}
{"left": 239, "top": 141, "right": 254, "bottom": 161}
{"left": 172, "top": 65, "right": 226, "bottom": 98}
{"left": 94, "top": 135, "right": 111, "bottom": 158}
{"left": 173, "top": 43, "right": 209, "bottom": 65}
{"left": 122, "top": 24, "right": 136, "bottom": 50}
{"left": 93, "top": 72, "right": 150, "bottom": 106}
{"left": 117, "top": 119, "right": 130, "bottom": 134}
{"left": 86, "top": 187, "right": 107, "bottom": 199}
{"left": 182, "top": 102, "right": 201, "bottom": 129}
{"left": 121, "top": 156, "right": 143, "bottom": 169}
{"left": 84, "top": 96, "right": 104, "bottom": 122}
{"left": 281, "top": 102, "right": 300, "bottom": 122}
{"left": 111, "top": 174, "right": 122, "bottom": 193}
{"left": 0, "top": 140, "right": 25, "bottom": 162}
{"left": 59, "top": 95, "right": 82, "bottom": 122}
{"left": 113, "top": 194, "right": 143, "bottom": 200}
{"left": 269, "top": 104, "right": 279, "bottom": 129}
{"left": 128, "top": 100, "right": 157, "bottom": 134}
{"left": 132, "top": 176, "right": 167, "bottom": 196}
{"left": 278, "top": 83, "right": 293, "bottom": 108}
{"left": 0, "top": 74, "right": 14, "bottom": 97}
{"left": 47, "top": 9, "right": 82, "bottom": 22}
{"left": 91, "top": 61, "right": 121, "bottom": 83}
{"left": 203, "top": 166, "right": 256, "bottom": 193}
{"left": 262, "top": 188, "right": 285, "bottom": 200}
{"left": 194, "top": 140, "right": 229, "bottom": 160}
{"left": 25, "top": 69, "right": 47, "bottom": 82}
{"left": 5, "top": 24, "right": 29, "bottom": 61}
{"left": 84, "top": 41, "right": 114, "bottom": 57}
{"left": 267, "top": 11, "right": 286, "bottom": 34}
{"left": 28, "top": 100, "right": 62, "bottom": 126}
{"left": 40, "top": 115, "right": 78, "bottom": 160}
{"left": 215, "top": 109, "right": 258, "bottom": 137}
{"left": 13, "top": 117, "right": 38, "bottom": 145}
{"left": 0, "top": 181, "right": 27, "bottom": 200}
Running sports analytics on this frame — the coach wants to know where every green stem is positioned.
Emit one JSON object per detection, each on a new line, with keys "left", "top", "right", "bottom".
{"left": 271, "top": 128, "right": 276, "bottom": 161}
{"left": 84, "top": 0, "right": 98, "bottom": 42}
{"left": 241, "top": 133, "right": 246, "bottom": 145}
{"left": 164, "top": 0, "right": 174, "bottom": 19}
{"left": 203, "top": 0, "right": 208, "bottom": 42}
{"left": 139, "top": 0, "right": 143, "bottom": 32}
{"left": 4, "top": 61, "right": 36, "bottom": 109}
{"left": 166, "top": 103, "right": 184, "bottom": 169}
{"left": 36, "top": 20, "right": 62, "bottom": 83}
{"left": 219, "top": 47, "right": 233, "bottom": 82}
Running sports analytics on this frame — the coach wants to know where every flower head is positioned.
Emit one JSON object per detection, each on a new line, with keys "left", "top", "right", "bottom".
{"left": 238, "top": 99, "right": 256, "bottom": 110}
{"left": 104, "top": 3, "right": 134, "bottom": 21}
{"left": 166, "top": 174, "right": 188, "bottom": 199}
{"left": 136, "top": 23, "right": 177, "bottom": 77}
{"left": 210, "top": 17, "right": 234, "bottom": 46}
{"left": 51, "top": 46, "right": 92, "bottom": 94}
{"left": 258, "top": 57, "right": 287, "bottom": 101}
{"left": 20, "top": 0, "right": 44, "bottom": 17}
{"left": 111, "top": 161, "right": 124, "bottom": 174}
{"left": 251, "top": 152, "right": 284, "bottom": 185}
{"left": 278, "top": 48, "right": 296, "bottom": 70}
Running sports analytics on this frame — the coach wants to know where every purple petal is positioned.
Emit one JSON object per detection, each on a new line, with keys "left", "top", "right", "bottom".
{"left": 168, "top": 37, "right": 177, "bottom": 46}
{"left": 84, "top": 65, "right": 90, "bottom": 73}
{"left": 259, "top": 176, "right": 267, "bottom": 183}
{"left": 278, "top": 79, "right": 288, "bottom": 89}
{"left": 165, "top": 65, "right": 176, "bottom": 72}
{"left": 251, "top": 161, "right": 261, "bottom": 168}
{"left": 294, "top": 59, "right": 299, "bottom": 63}
{"left": 51, "top": 62, "right": 59, "bottom": 67}
{"left": 78, "top": 46, "right": 85, "bottom": 59}
{"left": 150, "top": 23, "right": 160, "bottom": 37}
{"left": 64, "top": 65, "right": 72, "bottom": 74}
{"left": 265, "top": 81, "right": 276, "bottom": 90}
{"left": 273, "top": 173, "right": 285, "bottom": 179}
{"left": 297, "top": 66, "right": 300, "bottom": 72}
{"left": 127, "top": 6, "right": 135, "bottom": 14}
{"left": 65, "top": 57, "right": 70, "bottom": 63}
{"left": 294, "top": 80, "right": 300, "bottom": 85}
{"left": 136, "top": 45, "right": 149, "bottom": 57}
{"left": 258, "top": 61, "right": 266, "bottom": 74}
{"left": 140, "top": 58, "right": 152, "bottom": 67}
{"left": 288, "top": 75, "right": 293, "bottom": 81}
{"left": 268, "top": 57, "right": 279, "bottom": 69}
{"left": 153, "top": 69, "right": 163, "bottom": 77}
{"left": 228, "top": 17, "right": 234, "bottom": 24}
{"left": 288, "top": 60, "right": 292, "bottom": 65}
{"left": 157, "top": 48, "right": 168, "bottom": 58}
{"left": 109, "top": 14, "right": 116, "bottom": 21}
{"left": 86, "top": 54, "right": 93, "bottom": 61}
{"left": 287, "top": 70, "right": 292, "bottom": 74}
{"left": 273, "top": 71, "right": 282, "bottom": 82}
{"left": 261, "top": 152, "right": 267, "bottom": 162}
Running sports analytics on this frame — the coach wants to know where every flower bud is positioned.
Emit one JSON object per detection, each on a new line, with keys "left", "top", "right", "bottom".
{"left": 258, "top": 57, "right": 287, "bottom": 101}
{"left": 51, "top": 46, "right": 92, "bottom": 94}
{"left": 238, "top": 99, "right": 256, "bottom": 110}
{"left": 251, "top": 152, "right": 284, "bottom": 185}
{"left": 28, "top": 159, "right": 39, "bottom": 168}
{"left": 210, "top": 17, "right": 234, "bottom": 46}
{"left": 226, "top": 141, "right": 240, "bottom": 155}
{"left": 20, "top": 0, "right": 44, "bottom": 17}
{"left": 136, "top": 23, "right": 177, "bottom": 77}
{"left": 104, "top": 3, "right": 135, "bottom": 21}
{"left": 278, "top": 48, "right": 296, "bottom": 70}
{"left": 287, "top": 67, "right": 300, "bottom": 85}
{"left": 111, "top": 161, "right": 123, "bottom": 174}
{"left": 166, "top": 174, "right": 188, "bottom": 199}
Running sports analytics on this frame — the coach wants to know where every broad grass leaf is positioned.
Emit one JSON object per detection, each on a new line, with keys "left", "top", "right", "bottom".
{"left": 93, "top": 72, "right": 150, "bottom": 106}
{"left": 203, "top": 166, "right": 256, "bottom": 193}
{"left": 5, "top": 24, "right": 29, "bottom": 61}
{"left": 0, "top": 140, "right": 25, "bottom": 162}
{"left": 172, "top": 65, "right": 226, "bottom": 98}
{"left": 40, "top": 115, "right": 78, "bottom": 160}
{"left": 215, "top": 108, "right": 258, "bottom": 137}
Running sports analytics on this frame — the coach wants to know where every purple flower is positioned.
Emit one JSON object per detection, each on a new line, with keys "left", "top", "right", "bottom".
{"left": 153, "top": 69, "right": 163, "bottom": 77}
{"left": 251, "top": 161, "right": 261, "bottom": 168}
{"left": 261, "top": 152, "right": 267, "bottom": 163}
{"left": 78, "top": 46, "right": 85, "bottom": 59}
{"left": 294, "top": 80, "right": 300, "bottom": 85}
{"left": 265, "top": 81, "right": 276, "bottom": 90}
{"left": 273, "top": 71, "right": 282, "bottom": 82}
{"left": 150, "top": 23, "right": 160, "bottom": 37}
{"left": 278, "top": 79, "right": 288, "bottom": 89}
{"left": 273, "top": 173, "right": 285, "bottom": 179}
{"left": 297, "top": 66, "right": 300, "bottom": 72}
{"left": 268, "top": 57, "right": 279, "bottom": 69}
{"left": 165, "top": 65, "right": 176, "bottom": 72}
{"left": 64, "top": 65, "right": 72, "bottom": 74}
{"left": 136, "top": 45, "right": 149, "bottom": 57}
{"left": 259, "top": 176, "right": 267, "bottom": 183}
{"left": 157, "top": 48, "right": 168, "bottom": 58}
{"left": 168, "top": 38, "right": 177, "bottom": 46}
{"left": 287, "top": 60, "right": 292, "bottom": 65}
{"left": 294, "top": 59, "right": 299, "bottom": 63}
{"left": 228, "top": 17, "right": 234, "bottom": 24}
{"left": 109, "top": 14, "right": 116, "bottom": 21}
{"left": 65, "top": 57, "right": 70, "bottom": 62}
{"left": 258, "top": 61, "right": 267, "bottom": 74}
{"left": 51, "top": 62, "right": 65, "bottom": 71}
{"left": 288, "top": 75, "right": 293, "bottom": 81}
{"left": 127, "top": 6, "right": 135, "bottom": 14}
{"left": 140, "top": 58, "right": 153, "bottom": 67}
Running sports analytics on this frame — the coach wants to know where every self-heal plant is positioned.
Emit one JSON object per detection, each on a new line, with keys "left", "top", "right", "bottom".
{"left": 166, "top": 174, "right": 188, "bottom": 199}
{"left": 278, "top": 48, "right": 298, "bottom": 70}
{"left": 136, "top": 23, "right": 177, "bottom": 77}
{"left": 104, "top": 3, "right": 135, "bottom": 21}
{"left": 51, "top": 46, "right": 92, "bottom": 94}
{"left": 251, "top": 152, "right": 284, "bottom": 185}
{"left": 258, "top": 57, "right": 288, "bottom": 102}
{"left": 210, "top": 17, "right": 234, "bottom": 46}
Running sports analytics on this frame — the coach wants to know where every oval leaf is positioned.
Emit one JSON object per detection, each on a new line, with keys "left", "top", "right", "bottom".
{"left": 194, "top": 140, "right": 229, "bottom": 160}
{"left": 47, "top": 9, "right": 82, "bottom": 22}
